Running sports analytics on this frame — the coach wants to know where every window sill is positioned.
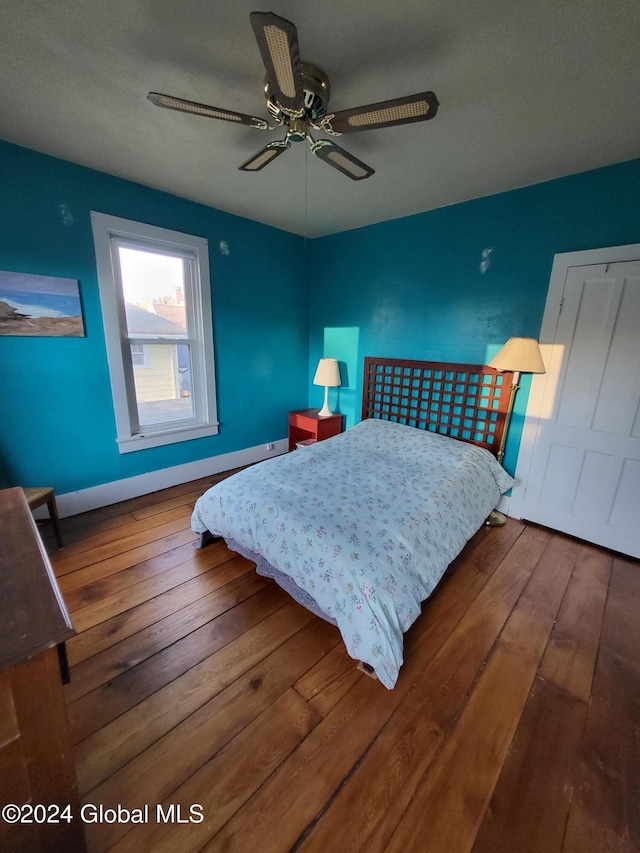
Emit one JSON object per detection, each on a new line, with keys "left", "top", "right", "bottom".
{"left": 116, "top": 422, "right": 220, "bottom": 453}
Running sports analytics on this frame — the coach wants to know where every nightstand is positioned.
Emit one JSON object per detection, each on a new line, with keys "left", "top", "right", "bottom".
{"left": 288, "top": 409, "right": 343, "bottom": 452}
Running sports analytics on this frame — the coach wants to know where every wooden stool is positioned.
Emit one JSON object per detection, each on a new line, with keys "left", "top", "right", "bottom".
{"left": 22, "top": 487, "right": 63, "bottom": 549}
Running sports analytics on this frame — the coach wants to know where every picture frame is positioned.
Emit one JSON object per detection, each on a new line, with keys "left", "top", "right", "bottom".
{"left": 0, "top": 270, "right": 85, "bottom": 337}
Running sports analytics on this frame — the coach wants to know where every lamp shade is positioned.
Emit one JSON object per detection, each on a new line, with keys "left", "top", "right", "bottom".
{"left": 313, "top": 358, "right": 341, "bottom": 387}
{"left": 488, "top": 337, "right": 546, "bottom": 374}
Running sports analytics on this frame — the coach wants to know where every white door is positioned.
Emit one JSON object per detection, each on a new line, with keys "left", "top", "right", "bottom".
{"left": 511, "top": 246, "right": 640, "bottom": 559}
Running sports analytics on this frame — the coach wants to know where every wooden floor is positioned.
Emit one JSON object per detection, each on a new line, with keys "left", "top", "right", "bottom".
{"left": 44, "top": 474, "right": 640, "bottom": 853}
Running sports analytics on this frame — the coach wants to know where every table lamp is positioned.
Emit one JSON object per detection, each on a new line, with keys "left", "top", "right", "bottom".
{"left": 313, "top": 358, "right": 341, "bottom": 417}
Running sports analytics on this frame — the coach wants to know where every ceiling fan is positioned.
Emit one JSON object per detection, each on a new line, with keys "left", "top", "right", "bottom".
{"left": 148, "top": 11, "right": 439, "bottom": 180}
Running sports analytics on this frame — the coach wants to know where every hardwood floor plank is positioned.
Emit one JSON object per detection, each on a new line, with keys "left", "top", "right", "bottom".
{"left": 306, "top": 667, "right": 363, "bottom": 719}
{"left": 74, "top": 600, "right": 315, "bottom": 794}
{"left": 397, "top": 519, "right": 529, "bottom": 680}
{"left": 66, "top": 557, "right": 252, "bottom": 665}
{"left": 52, "top": 507, "right": 194, "bottom": 571}
{"left": 600, "top": 556, "right": 640, "bottom": 667}
{"left": 60, "top": 512, "right": 140, "bottom": 547}
{"left": 81, "top": 618, "right": 339, "bottom": 852}
{"left": 294, "top": 639, "right": 355, "bottom": 700}
{"left": 584, "top": 649, "right": 640, "bottom": 778}
{"left": 382, "top": 532, "right": 577, "bottom": 853}
{"left": 57, "top": 528, "right": 198, "bottom": 593}
{"left": 294, "top": 644, "right": 360, "bottom": 716}
{"left": 291, "top": 524, "right": 547, "bottom": 853}
{"left": 64, "top": 569, "right": 270, "bottom": 705}
{"left": 201, "top": 673, "right": 387, "bottom": 853}
{"left": 526, "top": 522, "right": 556, "bottom": 543}
{"left": 69, "top": 541, "right": 237, "bottom": 632}
{"left": 538, "top": 541, "right": 612, "bottom": 701}
{"left": 129, "top": 488, "right": 204, "bottom": 520}
{"left": 472, "top": 676, "right": 588, "bottom": 853}
{"left": 40, "top": 475, "right": 636, "bottom": 853}
{"left": 67, "top": 582, "right": 286, "bottom": 743}
{"left": 62, "top": 540, "right": 224, "bottom": 613}
{"left": 296, "top": 704, "right": 445, "bottom": 853}
{"left": 204, "top": 525, "right": 542, "bottom": 853}
{"left": 574, "top": 649, "right": 640, "bottom": 848}
{"left": 110, "top": 689, "right": 321, "bottom": 853}
{"left": 563, "top": 802, "right": 640, "bottom": 853}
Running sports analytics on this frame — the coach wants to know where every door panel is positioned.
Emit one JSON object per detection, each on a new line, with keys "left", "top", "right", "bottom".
{"left": 610, "top": 458, "right": 640, "bottom": 530}
{"left": 514, "top": 257, "right": 640, "bottom": 558}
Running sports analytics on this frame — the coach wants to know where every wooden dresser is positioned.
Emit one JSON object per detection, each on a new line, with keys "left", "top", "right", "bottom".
{"left": 0, "top": 487, "right": 86, "bottom": 852}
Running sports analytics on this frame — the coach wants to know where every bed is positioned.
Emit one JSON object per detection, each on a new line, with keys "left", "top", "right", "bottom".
{"left": 191, "top": 357, "right": 515, "bottom": 688}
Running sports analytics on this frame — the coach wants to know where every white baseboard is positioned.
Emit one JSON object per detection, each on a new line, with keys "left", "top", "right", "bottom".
{"left": 52, "top": 438, "right": 288, "bottom": 519}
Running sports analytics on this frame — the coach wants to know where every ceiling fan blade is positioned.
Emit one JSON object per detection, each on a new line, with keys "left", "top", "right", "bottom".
{"left": 148, "top": 92, "right": 270, "bottom": 129}
{"left": 310, "top": 140, "right": 374, "bottom": 181}
{"left": 238, "top": 140, "right": 291, "bottom": 172}
{"left": 250, "top": 11, "right": 304, "bottom": 115}
{"left": 324, "top": 91, "right": 440, "bottom": 134}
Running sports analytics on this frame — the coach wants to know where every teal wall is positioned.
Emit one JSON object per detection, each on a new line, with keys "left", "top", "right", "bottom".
{"left": 307, "top": 158, "right": 640, "bottom": 472}
{"left": 0, "top": 141, "right": 308, "bottom": 493}
{"left": 1, "top": 138, "right": 638, "bottom": 496}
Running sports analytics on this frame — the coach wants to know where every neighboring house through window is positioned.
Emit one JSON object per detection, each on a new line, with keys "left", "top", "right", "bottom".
{"left": 91, "top": 212, "right": 218, "bottom": 453}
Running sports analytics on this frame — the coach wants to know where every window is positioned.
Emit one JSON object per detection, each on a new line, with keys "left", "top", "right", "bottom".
{"left": 130, "top": 344, "right": 148, "bottom": 368}
{"left": 91, "top": 212, "right": 218, "bottom": 453}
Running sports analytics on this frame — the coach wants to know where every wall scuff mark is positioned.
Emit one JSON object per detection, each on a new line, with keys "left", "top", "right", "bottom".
{"left": 58, "top": 203, "right": 74, "bottom": 226}
{"left": 480, "top": 247, "right": 494, "bottom": 273}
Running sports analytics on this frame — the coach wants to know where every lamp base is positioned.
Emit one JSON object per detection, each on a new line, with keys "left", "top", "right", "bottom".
{"left": 318, "top": 385, "right": 333, "bottom": 417}
{"left": 485, "top": 509, "right": 507, "bottom": 527}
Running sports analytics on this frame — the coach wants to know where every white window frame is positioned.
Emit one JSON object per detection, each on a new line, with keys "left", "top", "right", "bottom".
{"left": 91, "top": 212, "right": 218, "bottom": 453}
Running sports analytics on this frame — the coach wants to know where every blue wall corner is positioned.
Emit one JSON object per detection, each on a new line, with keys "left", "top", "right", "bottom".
{"left": 306, "top": 157, "right": 640, "bottom": 473}
{"left": 0, "top": 140, "right": 308, "bottom": 493}
{"left": 1, "top": 137, "right": 639, "bottom": 494}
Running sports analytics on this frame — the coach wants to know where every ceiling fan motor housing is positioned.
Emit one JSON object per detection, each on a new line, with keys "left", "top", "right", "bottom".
{"left": 265, "top": 61, "right": 330, "bottom": 130}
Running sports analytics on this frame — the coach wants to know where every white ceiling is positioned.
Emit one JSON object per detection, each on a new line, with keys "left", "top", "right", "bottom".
{"left": 2, "top": 0, "right": 639, "bottom": 238}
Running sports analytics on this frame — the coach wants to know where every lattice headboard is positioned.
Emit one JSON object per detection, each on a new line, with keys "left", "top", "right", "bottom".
{"left": 362, "top": 356, "right": 514, "bottom": 457}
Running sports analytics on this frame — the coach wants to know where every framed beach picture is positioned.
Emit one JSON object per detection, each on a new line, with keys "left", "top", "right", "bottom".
{"left": 0, "top": 270, "right": 85, "bottom": 337}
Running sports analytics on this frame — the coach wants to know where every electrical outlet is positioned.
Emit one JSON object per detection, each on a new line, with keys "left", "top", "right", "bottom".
{"left": 267, "top": 443, "right": 274, "bottom": 451}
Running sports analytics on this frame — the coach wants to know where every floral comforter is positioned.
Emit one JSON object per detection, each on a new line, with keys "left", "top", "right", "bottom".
{"left": 191, "top": 418, "right": 514, "bottom": 688}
